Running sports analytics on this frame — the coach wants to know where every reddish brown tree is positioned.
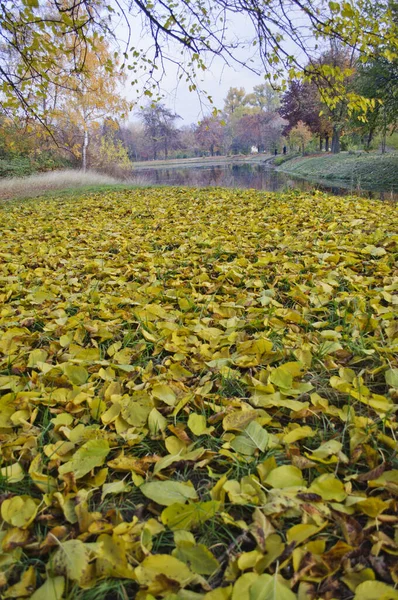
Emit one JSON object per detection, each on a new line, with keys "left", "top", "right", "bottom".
{"left": 195, "top": 116, "right": 225, "bottom": 156}
{"left": 280, "top": 81, "right": 332, "bottom": 151}
{"left": 233, "top": 112, "right": 286, "bottom": 153}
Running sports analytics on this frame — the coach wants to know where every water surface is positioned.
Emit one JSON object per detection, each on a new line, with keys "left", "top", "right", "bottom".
{"left": 132, "top": 162, "right": 397, "bottom": 201}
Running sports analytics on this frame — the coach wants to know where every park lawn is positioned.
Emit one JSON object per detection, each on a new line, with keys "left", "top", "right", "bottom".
{"left": 0, "top": 187, "right": 397, "bottom": 600}
{"left": 277, "top": 152, "right": 398, "bottom": 190}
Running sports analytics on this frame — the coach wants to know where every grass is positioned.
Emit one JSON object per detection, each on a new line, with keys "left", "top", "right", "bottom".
{"left": 68, "top": 579, "right": 138, "bottom": 600}
{"left": 0, "top": 169, "right": 150, "bottom": 201}
{"left": 273, "top": 152, "right": 300, "bottom": 166}
{"left": 277, "top": 151, "right": 398, "bottom": 190}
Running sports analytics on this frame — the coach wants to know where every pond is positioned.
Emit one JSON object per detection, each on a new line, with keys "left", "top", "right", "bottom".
{"left": 132, "top": 162, "right": 397, "bottom": 201}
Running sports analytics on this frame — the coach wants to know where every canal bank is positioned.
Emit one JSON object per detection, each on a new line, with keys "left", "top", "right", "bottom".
{"left": 275, "top": 152, "right": 398, "bottom": 193}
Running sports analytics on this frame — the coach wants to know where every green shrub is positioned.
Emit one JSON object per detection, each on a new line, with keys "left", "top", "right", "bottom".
{"left": 0, "top": 154, "right": 72, "bottom": 179}
{"left": 0, "top": 157, "right": 33, "bottom": 178}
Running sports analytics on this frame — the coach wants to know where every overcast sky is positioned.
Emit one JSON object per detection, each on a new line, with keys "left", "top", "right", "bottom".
{"left": 120, "top": 10, "right": 297, "bottom": 125}
{"left": 145, "top": 60, "right": 270, "bottom": 124}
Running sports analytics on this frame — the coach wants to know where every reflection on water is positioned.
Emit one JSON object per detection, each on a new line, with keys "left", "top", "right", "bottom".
{"left": 132, "top": 163, "right": 396, "bottom": 201}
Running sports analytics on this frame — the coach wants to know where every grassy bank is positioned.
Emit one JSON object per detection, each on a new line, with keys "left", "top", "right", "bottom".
{"left": 0, "top": 169, "right": 149, "bottom": 201}
{"left": 277, "top": 152, "right": 398, "bottom": 190}
{"left": 0, "top": 187, "right": 397, "bottom": 599}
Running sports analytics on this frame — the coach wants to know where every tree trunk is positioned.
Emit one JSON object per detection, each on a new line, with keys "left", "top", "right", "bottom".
{"left": 325, "top": 135, "right": 329, "bottom": 152}
{"left": 381, "top": 107, "right": 387, "bottom": 154}
{"left": 331, "top": 126, "right": 340, "bottom": 154}
{"left": 82, "top": 129, "right": 89, "bottom": 171}
{"left": 210, "top": 144, "right": 214, "bottom": 156}
{"left": 366, "top": 129, "right": 373, "bottom": 150}
{"left": 319, "top": 137, "right": 323, "bottom": 151}
{"left": 381, "top": 132, "right": 387, "bottom": 154}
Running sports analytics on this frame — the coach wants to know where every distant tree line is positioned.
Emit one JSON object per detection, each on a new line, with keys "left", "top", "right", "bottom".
{"left": 0, "top": 42, "right": 396, "bottom": 176}
{"left": 120, "top": 84, "right": 286, "bottom": 162}
{"left": 121, "top": 44, "right": 397, "bottom": 162}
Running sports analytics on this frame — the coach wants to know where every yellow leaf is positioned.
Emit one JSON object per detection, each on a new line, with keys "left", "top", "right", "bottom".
{"left": 286, "top": 523, "right": 323, "bottom": 545}
{"left": 30, "top": 577, "right": 65, "bottom": 600}
{"left": 356, "top": 497, "right": 390, "bottom": 517}
{"left": 1, "top": 495, "right": 40, "bottom": 529}
{"left": 237, "top": 550, "right": 263, "bottom": 571}
{"left": 152, "top": 383, "right": 177, "bottom": 405}
{"left": 27, "top": 349, "right": 48, "bottom": 368}
{"left": 250, "top": 573, "right": 297, "bottom": 600}
{"left": 264, "top": 465, "right": 306, "bottom": 489}
{"left": 120, "top": 392, "right": 152, "bottom": 426}
{"left": 52, "top": 539, "right": 92, "bottom": 585}
{"left": 205, "top": 587, "right": 233, "bottom": 600}
{"left": 368, "top": 470, "right": 398, "bottom": 491}
{"left": 342, "top": 569, "right": 376, "bottom": 593}
{"left": 63, "top": 364, "right": 89, "bottom": 385}
{"left": 353, "top": 581, "right": 398, "bottom": 600}
{"left": 140, "top": 480, "right": 198, "bottom": 506}
{"left": 232, "top": 574, "right": 259, "bottom": 600}
{"left": 222, "top": 410, "right": 258, "bottom": 432}
{"left": 308, "top": 474, "right": 347, "bottom": 501}
{"left": 386, "top": 368, "right": 398, "bottom": 388}
{"left": 188, "top": 413, "right": 213, "bottom": 435}
{"left": 148, "top": 407, "right": 168, "bottom": 433}
{"left": 173, "top": 540, "right": 219, "bottom": 575}
{"left": 161, "top": 501, "right": 220, "bottom": 530}
{"left": 269, "top": 366, "right": 293, "bottom": 390}
{"left": 1, "top": 462, "right": 24, "bottom": 483}
{"left": 230, "top": 421, "right": 269, "bottom": 456}
{"left": 135, "top": 555, "right": 196, "bottom": 587}
{"left": 101, "top": 480, "right": 131, "bottom": 501}
{"left": 58, "top": 439, "right": 110, "bottom": 479}
{"left": 95, "top": 533, "right": 135, "bottom": 579}
{"left": 282, "top": 426, "right": 315, "bottom": 444}
{"left": 3, "top": 565, "right": 36, "bottom": 598}
{"left": 1, "top": 528, "right": 30, "bottom": 552}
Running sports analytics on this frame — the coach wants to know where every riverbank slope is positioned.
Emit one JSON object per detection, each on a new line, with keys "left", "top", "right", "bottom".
{"left": 276, "top": 152, "right": 398, "bottom": 190}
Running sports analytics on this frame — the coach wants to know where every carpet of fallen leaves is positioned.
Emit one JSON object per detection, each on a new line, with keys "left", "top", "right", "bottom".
{"left": 0, "top": 188, "right": 398, "bottom": 600}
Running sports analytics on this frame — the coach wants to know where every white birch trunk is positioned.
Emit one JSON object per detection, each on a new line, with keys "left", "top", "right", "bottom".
{"left": 82, "top": 128, "right": 89, "bottom": 171}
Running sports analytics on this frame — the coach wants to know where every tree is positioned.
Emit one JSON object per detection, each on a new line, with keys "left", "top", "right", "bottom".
{"left": 140, "top": 104, "right": 181, "bottom": 159}
{"left": 312, "top": 43, "right": 355, "bottom": 153}
{"left": 280, "top": 80, "right": 332, "bottom": 151}
{"left": 289, "top": 121, "right": 313, "bottom": 154}
{"left": 179, "top": 125, "right": 200, "bottom": 158}
{"left": 0, "top": 114, "right": 36, "bottom": 159}
{"left": 51, "top": 41, "right": 130, "bottom": 170}
{"left": 245, "top": 84, "right": 281, "bottom": 112}
{"left": 351, "top": 56, "right": 398, "bottom": 151}
{"left": 232, "top": 112, "right": 286, "bottom": 153}
{"left": 0, "top": 0, "right": 396, "bottom": 128}
{"left": 281, "top": 43, "right": 356, "bottom": 153}
{"left": 223, "top": 88, "right": 247, "bottom": 115}
{"left": 91, "top": 135, "right": 132, "bottom": 176}
{"left": 195, "top": 116, "right": 225, "bottom": 156}
{"left": 120, "top": 123, "right": 151, "bottom": 161}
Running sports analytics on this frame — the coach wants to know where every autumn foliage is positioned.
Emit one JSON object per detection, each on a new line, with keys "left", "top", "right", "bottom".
{"left": 0, "top": 188, "right": 397, "bottom": 599}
